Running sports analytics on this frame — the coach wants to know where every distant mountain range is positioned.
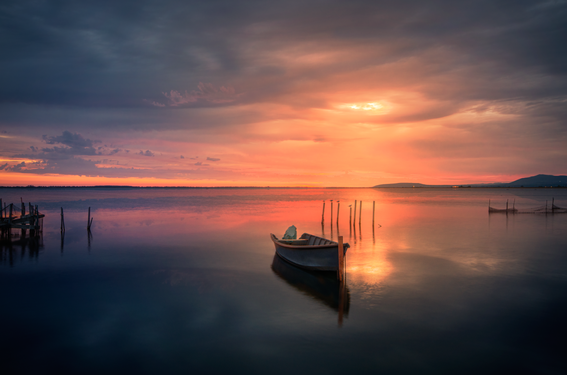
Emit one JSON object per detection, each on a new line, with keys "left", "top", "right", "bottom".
{"left": 373, "top": 174, "right": 567, "bottom": 188}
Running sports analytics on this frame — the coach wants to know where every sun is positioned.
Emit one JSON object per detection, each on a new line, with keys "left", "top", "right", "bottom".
{"left": 337, "top": 101, "right": 388, "bottom": 113}
{"left": 350, "top": 102, "right": 383, "bottom": 110}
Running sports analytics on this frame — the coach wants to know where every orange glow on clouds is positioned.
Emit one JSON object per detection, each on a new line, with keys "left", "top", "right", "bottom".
{"left": 1, "top": 1, "right": 566, "bottom": 187}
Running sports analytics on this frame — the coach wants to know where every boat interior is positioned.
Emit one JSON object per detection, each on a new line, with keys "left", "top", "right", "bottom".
{"left": 276, "top": 233, "right": 336, "bottom": 246}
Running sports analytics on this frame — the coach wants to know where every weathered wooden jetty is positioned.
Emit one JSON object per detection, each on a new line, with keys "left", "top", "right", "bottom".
{"left": 0, "top": 199, "right": 44, "bottom": 240}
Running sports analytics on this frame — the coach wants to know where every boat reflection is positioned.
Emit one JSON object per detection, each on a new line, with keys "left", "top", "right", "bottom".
{"left": 271, "top": 254, "right": 349, "bottom": 325}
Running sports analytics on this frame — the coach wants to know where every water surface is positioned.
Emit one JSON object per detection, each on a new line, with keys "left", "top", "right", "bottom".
{"left": 1, "top": 188, "right": 566, "bottom": 374}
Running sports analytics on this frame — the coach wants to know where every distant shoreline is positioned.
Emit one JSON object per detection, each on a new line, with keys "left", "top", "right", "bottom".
{"left": 0, "top": 186, "right": 566, "bottom": 189}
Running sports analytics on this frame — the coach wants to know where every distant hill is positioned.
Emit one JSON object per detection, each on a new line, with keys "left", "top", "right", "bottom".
{"left": 505, "top": 174, "right": 567, "bottom": 187}
{"left": 373, "top": 174, "right": 567, "bottom": 188}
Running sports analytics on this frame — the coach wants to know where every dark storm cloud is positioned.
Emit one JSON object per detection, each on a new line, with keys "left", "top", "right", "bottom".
{"left": 42, "top": 131, "right": 100, "bottom": 155}
{"left": 1, "top": 0, "right": 566, "bottom": 109}
{"left": 14, "top": 130, "right": 121, "bottom": 165}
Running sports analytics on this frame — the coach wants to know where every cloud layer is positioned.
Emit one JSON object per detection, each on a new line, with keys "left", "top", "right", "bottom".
{"left": 0, "top": 0, "right": 566, "bottom": 185}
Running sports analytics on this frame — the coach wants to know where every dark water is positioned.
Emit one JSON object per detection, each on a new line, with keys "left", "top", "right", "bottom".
{"left": 1, "top": 188, "right": 566, "bottom": 374}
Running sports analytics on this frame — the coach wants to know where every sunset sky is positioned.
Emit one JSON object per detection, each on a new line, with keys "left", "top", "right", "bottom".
{"left": 1, "top": 0, "right": 566, "bottom": 186}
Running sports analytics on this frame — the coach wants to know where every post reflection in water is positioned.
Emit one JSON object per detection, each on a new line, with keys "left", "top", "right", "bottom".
{"left": 87, "top": 230, "right": 92, "bottom": 252}
{"left": 271, "top": 254, "right": 349, "bottom": 326}
{"left": 0, "top": 235, "right": 44, "bottom": 267}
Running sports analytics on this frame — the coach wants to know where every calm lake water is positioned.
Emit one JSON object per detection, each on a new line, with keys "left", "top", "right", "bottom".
{"left": 1, "top": 187, "right": 566, "bottom": 374}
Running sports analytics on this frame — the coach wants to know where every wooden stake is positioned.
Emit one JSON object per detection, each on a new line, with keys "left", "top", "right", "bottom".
{"left": 353, "top": 200, "right": 357, "bottom": 226}
{"left": 330, "top": 200, "right": 333, "bottom": 225}
{"left": 359, "top": 201, "right": 362, "bottom": 223}
{"left": 349, "top": 205, "right": 352, "bottom": 227}
{"left": 336, "top": 201, "right": 340, "bottom": 226}
{"left": 321, "top": 200, "right": 325, "bottom": 224}
{"left": 337, "top": 236, "right": 344, "bottom": 282}
{"left": 372, "top": 201, "right": 375, "bottom": 227}
{"left": 87, "top": 207, "right": 93, "bottom": 231}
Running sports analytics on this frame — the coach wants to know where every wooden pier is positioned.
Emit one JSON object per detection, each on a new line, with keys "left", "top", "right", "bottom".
{"left": 0, "top": 199, "right": 45, "bottom": 240}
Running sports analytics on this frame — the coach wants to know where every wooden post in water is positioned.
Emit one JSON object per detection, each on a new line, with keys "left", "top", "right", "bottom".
{"left": 61, "top": 207, "right": 65, "bottom": 233}
{"left": 336, "top": 201, "right": 340, "bottom": 226}
{"left": 87, "top": 207, "right": 93, "bottom": 231}
{"left": 353, "top": 200, "right": 357, "bottom": 226}
{"left": 9, "top": 203, "right": 13, "bottom": 224}
{"left": 337, "top": 236, "right": 344, "bottom": 282}
{"left": 321, "top": 200, "right": 325, "bottom": 225}
{"left": 330, "top": 200, "right": 333, "bottom": 226}
{"left": 372, "top": 201, "right": 375, "bottom": 227}
{"left": 349, "top": 205, "right": 352, "bottom": 227}
{"left": 359, "top": 201, "right": 362, "bottom": 224}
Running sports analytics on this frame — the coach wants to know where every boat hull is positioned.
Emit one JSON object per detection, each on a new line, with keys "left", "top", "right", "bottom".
{"left": 270, "top": 233, "right": 349, "bottom": 272}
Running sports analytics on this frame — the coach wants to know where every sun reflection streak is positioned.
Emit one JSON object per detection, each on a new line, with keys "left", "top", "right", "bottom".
{"left": 345, "top": 234, "right": 393, "bottom": 285}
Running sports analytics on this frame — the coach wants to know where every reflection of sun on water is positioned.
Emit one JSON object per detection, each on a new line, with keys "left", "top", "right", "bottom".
{"left": 345, "top": 236, "right": 393, "bottom": 285}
